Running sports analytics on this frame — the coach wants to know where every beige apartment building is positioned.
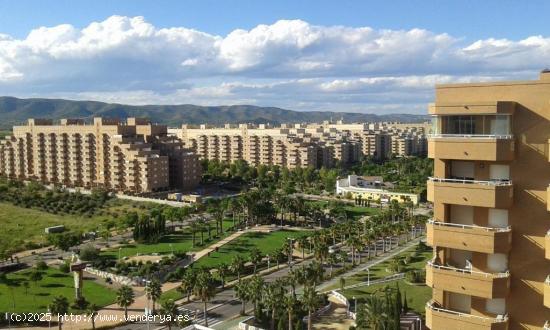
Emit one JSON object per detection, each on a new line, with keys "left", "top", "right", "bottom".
{"left": 172, "top": 121, "right": 427, "bottom": 168}
{"left": 426, "top": 70, "right": 550, "bottom": 329}
{"left": 0, "top": 117, "right": 201, "bottom": 193}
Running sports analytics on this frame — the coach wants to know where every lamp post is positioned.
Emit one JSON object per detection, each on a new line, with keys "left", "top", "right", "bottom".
{"left": 267, "top": 254, "right": 270, "bottom": 270}
{"left": 118, "top": 247, "right": 122, "bottom": 262}
{"left": 145, "top": 280, "right": 151, "bottom": 330}
{"left": 170, "top": 243, "right": 174, "bottom": 255}
{"left": 366, "top": 267, "right": 370, "bottom": 286}
{"left": 287, "top": 238, "right": 294, "bottom": 270}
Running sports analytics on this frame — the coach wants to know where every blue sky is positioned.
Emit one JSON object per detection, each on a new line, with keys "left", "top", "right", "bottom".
{"left": 0, "top": 0, "right": 549, "bottom": 113}
{"left": 1, "top": 0, "right": 549, "bottom": 40}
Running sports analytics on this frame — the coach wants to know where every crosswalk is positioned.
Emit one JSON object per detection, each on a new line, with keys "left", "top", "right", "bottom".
{"left": 178, "top": 307, "right": 221, "bottom": 327}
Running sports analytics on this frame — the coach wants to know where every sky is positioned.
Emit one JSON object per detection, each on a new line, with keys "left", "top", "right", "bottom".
{"left": 1, "top": 0, "right": 550, "bottom": 114}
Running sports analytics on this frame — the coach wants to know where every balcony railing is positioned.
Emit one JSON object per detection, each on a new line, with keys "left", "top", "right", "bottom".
{"left": 426, "top": 301, "right": 508, "bottom": 324}
{"left": 428, "top": 177, "right": 512, "bottom": 186}
{"left": 427, "top": 261, "right": 509, "bottom": 278}
{"left": 428, "top": 219, "right": 511, "bottom": 233}
{"left": 544, "top": 321, "right": 550, "bottom": 330}
{"left": 429, "top": 134, "right": 513, "bottom": 139}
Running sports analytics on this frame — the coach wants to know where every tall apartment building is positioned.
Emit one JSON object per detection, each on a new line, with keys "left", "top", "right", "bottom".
{"left": 172, "top": 121, "right": 427, "bottom": 168}
{"left": 425, "top": 70, "right": 550, "bottom": 329}
{"left": 0, "top": 118, "right": 201, "bottom": 193}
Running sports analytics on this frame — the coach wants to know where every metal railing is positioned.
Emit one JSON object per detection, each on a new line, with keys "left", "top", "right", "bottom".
{"left": 428, "top": 134, "right": 513, "bottom": 139}
{"left": 426, "top": 301, "right": 508, "bottom": 323}
{"left": 428, "top": 219, "right": 511, "bottom": 232}
{"left": 428, "top": 177, "right": 512, "bottom": 186}
{"left": 544, "top": 320, "right": 550, "bottom": 330}
{"left": 427, "top": 261, "right": 509, "bottom": 278}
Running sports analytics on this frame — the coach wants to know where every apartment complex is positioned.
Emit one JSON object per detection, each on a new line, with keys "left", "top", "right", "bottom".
{"left": 0, "top": 118, "right": 201, "bottom": 193}
{"left": 425, "top": 70, "right": 550, "bottom": 329}
{"left": 172, "top": 121, "right": 428, "bottom": 168}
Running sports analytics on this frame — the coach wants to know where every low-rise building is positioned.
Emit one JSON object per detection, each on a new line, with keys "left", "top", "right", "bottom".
{"left": 336, "top": 174, "right": 419, "bottom": 204}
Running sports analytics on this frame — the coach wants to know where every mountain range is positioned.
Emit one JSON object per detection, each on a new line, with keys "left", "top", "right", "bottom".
{"left": 0, "top": 96, "right": 428, "bottom": 129}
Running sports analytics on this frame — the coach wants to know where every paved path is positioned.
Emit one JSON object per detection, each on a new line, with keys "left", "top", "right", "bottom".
{"left": 312, "top": 295, "right": 355, "bottom": 330}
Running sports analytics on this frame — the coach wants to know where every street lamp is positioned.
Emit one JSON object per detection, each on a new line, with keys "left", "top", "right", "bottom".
{"left": 144, "top": 280, "right": 151, "bottom": 330}
{"left": 118, "top": 247, "right": 122, "bottom": 262}
{"left": 287, "top": 238, "right": 294, "bottom": 269}
{"left": 366, "top": 267, "right": 370, "bottom": 286}
{"left": 170, "top": 243, "right": 174, "bottom": 255}
{"left": 267, "top": 254, "right": 270, "bottom": 270}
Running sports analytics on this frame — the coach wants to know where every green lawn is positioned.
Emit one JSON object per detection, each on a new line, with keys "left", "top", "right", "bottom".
{"left": 193, "top": 229, "right": 306, "bottom": 269}
{"left": 0, "top": 267, "right": 116, "bottom": 313}
{"left": 335, "top": 243, "right": 432, "bottom": 315}
{"left": 342, "top": 280, "right": 431, "bottom": 316}
{"left": 102, "top": 220, "right": 236, "bottom": 258}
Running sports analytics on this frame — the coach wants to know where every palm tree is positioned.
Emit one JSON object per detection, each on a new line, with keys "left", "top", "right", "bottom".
{"left": 193, "top": 269, "right": 216, "bottom": 327}
{"left": 284, "top": 294, "right": 297, "bottom": 330}
{"left": 313, "top": 241, "right": 329, "bottom": 266}
{"left": 179, "top": 270, "right": 195, "bottom": 302}
{"left": 86, "top": 304, "right": 99, "bottom": 330}
{"left": 301, "top": 285, "right": 319, "bottom": 330}
{"left": 327, "top": 253, "right": 338, "bottom": 278}
{"left": 234, "top": 279, "right": 250, "bottom": 315}
{"left": 361, "top": 295, "right": 388, "bottom": 330}
{"left": 189, "top": 221, "right": 199, "bottom": 247}
{"left": 49, "top": 296, "right": 69, "bottom": 330}
{"left": 297, "top": 236, "right": 308, "bottom": 260}
{"left": 159, "top": 299, "right": 179, "bottom": 330}
{"left": 346, "top": 236, "right": 361, "bottom": 265}
{"left": 217, "top": 263, "right": 229, "bottom": 288}
{"left": 249, "top": 248, "right": 262, "bottom": 274}
{"left": 116, "top": 285, "right": 135, "bottom": 319}
{"left": 249, "top": 275, "right": 264, "bottom": 316}
{"left": 145, "top": 279, "right": 162, "bottom": 314}
{"left": 263, "top": 282, "right": 283, "bottom": 330}
{"left": 230, "top": 255, "right": 245, "bottom": 282}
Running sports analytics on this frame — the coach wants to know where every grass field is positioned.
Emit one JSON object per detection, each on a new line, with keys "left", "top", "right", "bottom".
{"left": 102, "top": 220, "right": 236, "bottom": 258}
{"left": 336, "top": 243, "right": 432, "bottom": 315}
{"left": 305, "top": 200, "right": 383, "bottom": 219}
{"left": 0, "top": 267, "right": 116, "bottom": 313}
{"left": 193, "top": 229, "right": 306, "bottom": 269}
{"left": 0, "top": 198, "right": 155, "bottom": 254}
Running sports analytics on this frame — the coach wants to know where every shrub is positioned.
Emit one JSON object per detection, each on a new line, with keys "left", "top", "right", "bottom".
{"left": 79, "top": 244, "right": 100, "bottom": 262}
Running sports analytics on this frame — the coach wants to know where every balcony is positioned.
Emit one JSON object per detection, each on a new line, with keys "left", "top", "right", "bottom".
{"left": 426, "top": 261, "right": 509, "bottom": 299}
{"left": 428, "top": 135, "right": 514, "bottom": 161}
{"left": 426, "top": 301, "right": 509, "bottom": 330}
{"left": 545, "top": 277, "right": 550, "bottom": 308}
{"left": 427, "top": 220, "right": 511, "bottom": 254}
{"left": 427, "top": 178, "right": 513, "bottom": 209}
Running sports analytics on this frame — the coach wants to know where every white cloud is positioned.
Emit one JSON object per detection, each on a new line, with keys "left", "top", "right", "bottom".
{"left": 0, "top": 16, "right": 549, "bottom": 113}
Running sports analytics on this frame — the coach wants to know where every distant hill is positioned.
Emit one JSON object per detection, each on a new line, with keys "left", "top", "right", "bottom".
{"left": 0, "top": 96, "right": 428, "bottom": 129}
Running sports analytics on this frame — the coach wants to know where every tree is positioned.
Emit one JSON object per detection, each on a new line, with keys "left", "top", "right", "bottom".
{"left": 72, "top": 296, "right": 89, "bottom": 311}
{"left": 301, "top": 285, "right": 319, "bottom": 330}
{"left": 145, "top": 279, "right": 162, "bottom": 314}
{"left": 217, "top": 263, "right": 229, "bottom": 289}
{"left": 159, "top": 299, "right": 179, "bottom": 330}
{"left": 86, "top": 304, "right": 99, "bottom": 330}
{"left": 179, "top": 270, "right": 196, "bottom": 302}
{"left": 249, "top": 248, "right": 262, "bottom": 274}
{"left": 116, "top": 285, "right": 135, "bottom": 319}
{"left": 29, "top": 269, "right": 43, "bottom": 302}
{"left": 235, "top": 279, "right": 250, "bottom": 315}
{"left": 79, "top": 244, "right": 100, "bottom": 262}
{"left": 47, "top": 232, "right": 82, "bottom": 251}
{"left": 230, "top": 255, "right": 245, "bottom": 282}
{"left": 49, "top": 296, "right": 69, "bottom": 330}
{"left": 284, "top": 294, "right": 297, "bottom": 330}
{"left": 249, "top": 275, "right": 264, "bottom": 317}
{"left": 339, "top": 277, "right": 346, "bottom": 294}
{"left": 193, "top": 269, "right": 216, "bottom": 327}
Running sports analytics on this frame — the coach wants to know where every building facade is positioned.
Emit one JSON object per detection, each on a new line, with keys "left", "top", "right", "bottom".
{"left": 172, "top": 121, "right": 428, "bottom": 168}
{"left": 425, "top": 71, "right": 550, "bottom": 329}
{"left": 336, "top": 174, "right": 419, "bottom": 204}
{"left": 0, "top": 118, "right": 201, "bottom": 193}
